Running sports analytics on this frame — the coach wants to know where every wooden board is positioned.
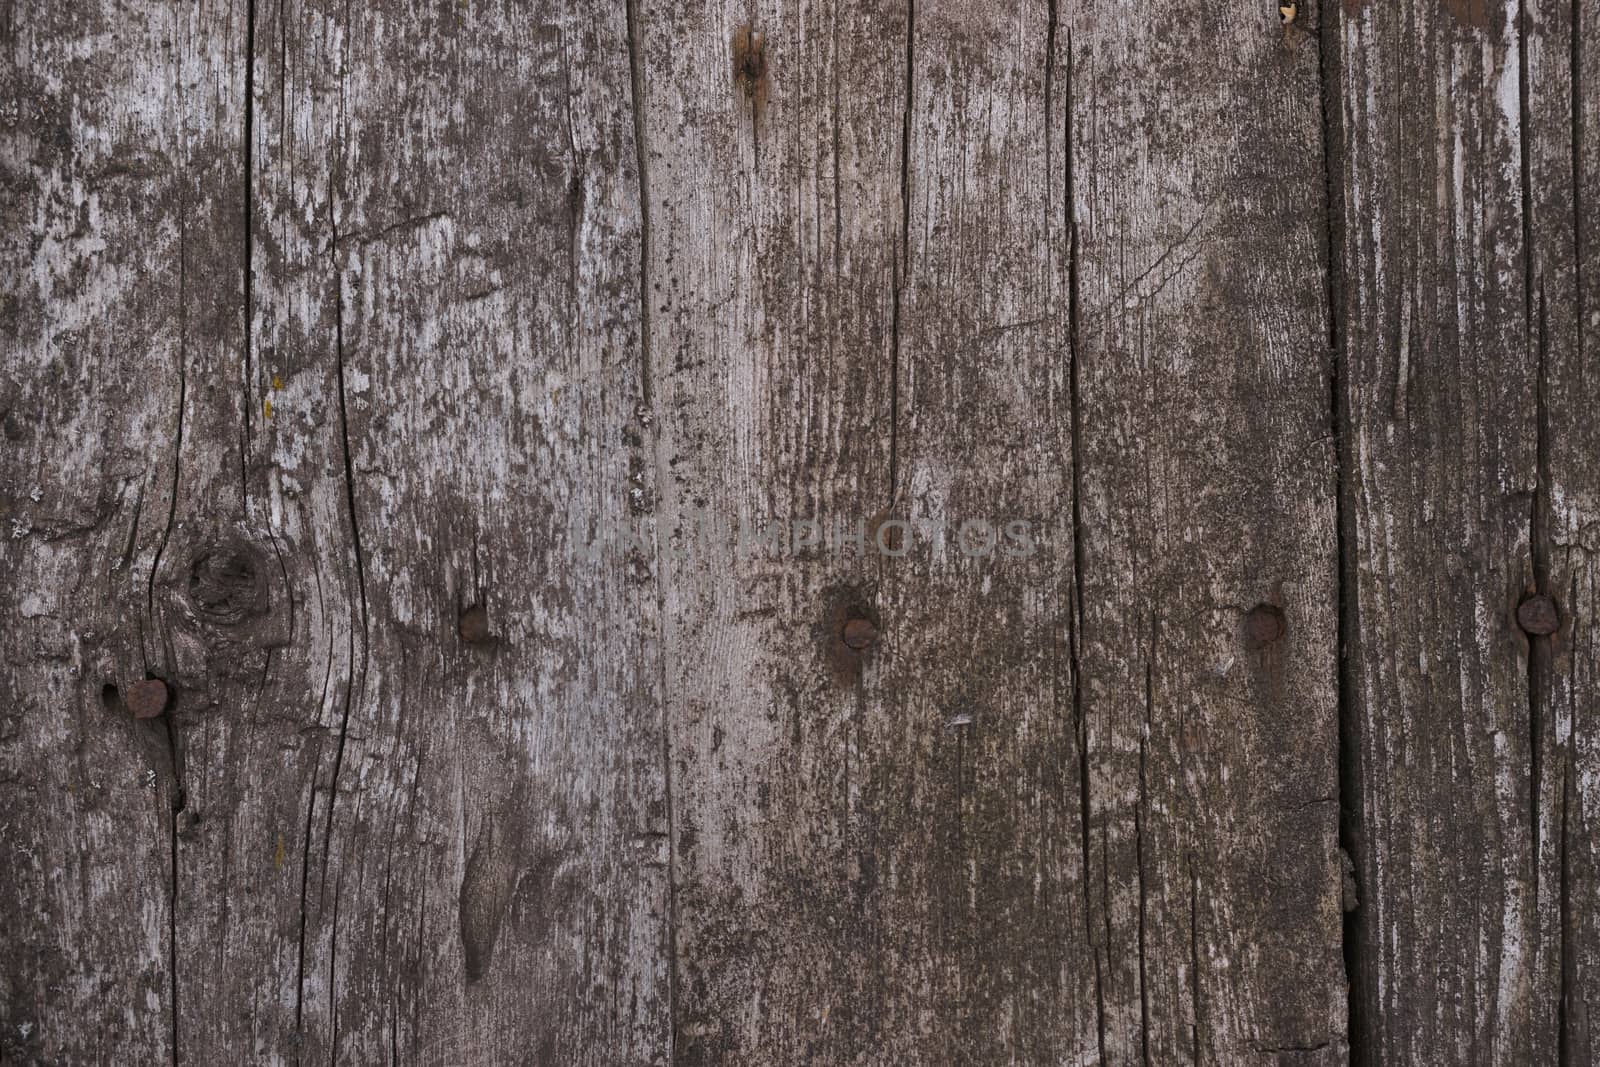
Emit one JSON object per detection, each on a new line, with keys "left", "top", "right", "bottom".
{"left": 176, "top": 1, "right": 670, "bottom": 1063}
{"left": 2, "top": 4, "right": 244, "bottom": 1061}
{"left": 7, "top": 0, "right": 1600, "bottom": 1062}
{"left": 1328, "top": 0, "right": 1555, "bottom": 1061}
{"left": 1526, "top": 0, "right": 1600, "bottom": 1059}
{"left": 1068, "top": 1, "right": 1346, "bottom": 1061}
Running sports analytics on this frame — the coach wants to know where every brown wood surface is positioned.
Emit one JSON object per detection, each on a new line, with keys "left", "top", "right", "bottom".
{"left": 4, "top": 0, "right": 1597, "bottom": 1064}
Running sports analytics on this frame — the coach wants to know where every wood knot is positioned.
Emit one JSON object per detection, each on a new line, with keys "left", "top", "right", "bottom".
{"left": 188, "top": 542, "right": 269, "bottom": 626}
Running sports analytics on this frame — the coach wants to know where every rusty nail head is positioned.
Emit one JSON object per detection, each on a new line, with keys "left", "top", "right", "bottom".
{"left": 842, "top": 617, "right": 879, "bottom": 651}
{"left": 1518, "top": 594, "right": 1560, "bottom": 636}
{"left": 1243, "top": 604, "right": 1286, "bottom": 648}
{"left": 128, "top": 678, "right": 170, "bottom": 719}
{"left": 460, "top": 604, "right": 491, "bottom": 644}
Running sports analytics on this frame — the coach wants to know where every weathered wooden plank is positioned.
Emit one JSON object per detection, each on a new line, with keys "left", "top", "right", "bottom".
{"left": 1525, "top": 0, "right": 1600, "bottom": 1057}
{"left": 162, "top": 1, "right": 671, "bottom": 1063}
{"left": 633, "top": 0, "right": 908, "bottom": 1059}
{"left": 884, "top": 0, "right": 1095, "bottom": 1058}
{"left": 1067, "top": 2, "right": 1346, "bottom": 1061}
{"left": 637, "top": 0, "right": 1100, "bottom": 1059}
{"left": 1330, "top": 0, "right": 1551, "bottom": 1060}
{"left": 1, "top": 5, "right": 244, "bottom": 1062}
{"left": 146, "top": 1, "right": 367, "bottom": 1060}
{"left": 14, "top": 1, "right": 1600, "bottom": 1062}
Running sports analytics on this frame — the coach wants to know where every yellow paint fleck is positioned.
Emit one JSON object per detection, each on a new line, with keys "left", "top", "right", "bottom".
{"left": 275, "top": 834, "right": 286, "bottom": 870}
{"left": 263, "top": 398, "right": 274, "bottom": 419}
{"left": 272, "top": 375, "right": 284, "bottom": 390}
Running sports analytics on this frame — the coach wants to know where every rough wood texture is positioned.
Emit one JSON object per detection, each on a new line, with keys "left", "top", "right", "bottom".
{"left": 1526, "top": 0, "right": 1600, "bottom": 1059}
{"left": 6, "top": 0, "right": 1599, "bottom": 1063}
{"left": 3, "top": 4, "right": 243, "bottom": 1061}
{"left": 1069, "top": 2, "right": 1345, "bottom": 1062}
{"left": 1328, "top": 0, "right": 1575, "bottom": 1061}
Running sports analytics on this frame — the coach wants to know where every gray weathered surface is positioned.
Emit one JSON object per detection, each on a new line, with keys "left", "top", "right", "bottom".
{"left": 1329, "top": 0, "right": 1595, "bottom": 1062}
{"left": 4, "top": 0, "right": 1598, "bottom": 1063}
{"left": 1070, "top": 2, "right": 1345, "bottom": 1062}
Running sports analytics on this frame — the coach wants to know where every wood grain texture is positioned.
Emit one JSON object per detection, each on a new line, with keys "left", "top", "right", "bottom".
{"left": 1068, "top": 2, "right": 1345, "bottom": 1062}
{"left": 633, "top": 0, "right": 913, "bottom": 1059}
{"left": 1329, "top": 0, "right": 1552, "bottom": 1061}
{"left": 1525, "top": 0, "right": 1599, "bottom": 1059}
{"left": 10, "top": 0, "right": 1600, "bottom": 1062}
{"left": 182, "top": 0, "right": 669, "bottom": 1062}
{"left": 638, "top": 0, "right": 1097, "bottom": 1059}
{"left": 2, "top": 4, "right": 244, "bottom": 1062}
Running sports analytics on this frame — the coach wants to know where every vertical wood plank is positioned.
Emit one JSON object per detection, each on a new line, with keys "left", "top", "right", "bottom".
{"left": 637, "top": 0, "right": 1101, "bottom": 1059}
{"left": 1068, "top": 1, "right": 1346, "bottom": 1061}
{"left": 634, "top": 0, "right": 906, "bottom": 1059}
{"left": 166, "top": 0, "right": 671, "bottom": 1062}
{"left": 1, "top": 4, "right": 243, "bottom": 1061}
{"left": 1330, "top": 0, "right": 1551, "bottom": 1060}
{"left": 887, "top": 0, "right": 1097, "bottom": 1059}
{"left": 1526, "top": 0, "right": 1599, "bottom": 1057}
{"left": 159, "top": 0, "right": 368, "bottom": 1059}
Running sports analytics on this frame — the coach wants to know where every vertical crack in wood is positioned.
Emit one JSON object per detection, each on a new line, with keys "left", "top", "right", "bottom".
{"left": 148, "top": 206, "right": 187, "bottom": 643}
{"left": 241, "top": 0, "right": 257, "bottom": 498}
{"left": 1560, "top": 749, "right": 1574, "bottom": 1065}
{"left": 167, "top": 715, "right": 182, "bottom": 1067}
{"left": 1316, "top": 1, "right": 1366, "bottom": 1061}
{"left": 329, "top": 875, "right": 344, "bottom": 1062}
{"left": 625, "top": 0, "right": 654, "bottom": 400}
{"left": 1188, "top": 860, "right": 1202, "bottom": 1064}
{"left": 1137, "top": 615, "right": 1155, "bottom": 1067}
{"left": 887, "top": 0, "right": 914, "bottom": 509}
{"left": 558, "top": 29, "right": 582, "bottom": 320}
{"left": 623, "top": 2, "right": 679, "bottom": 1060}
{"left": 1560, "top": 6, "right": 1583, "bottom": 1056}
{"left": 1044, "top": 0, "right": 1056, "bottom": 242}
{"left": 294, "top": 739, "right": 318, "bottom": 1044}
{"left": 1519, "top": 0, "right": 1557, "bottom": 1035}
{"left": 1061, "top": 25, "right": 1105, "bottom": 1062}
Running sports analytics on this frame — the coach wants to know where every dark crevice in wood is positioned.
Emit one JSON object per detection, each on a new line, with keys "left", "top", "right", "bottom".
{"left": 830, "top": 17, "right": 843, "bottom": 293}
{"left": 329, "top": 873, "right": 343, "bottom": 1065}
{"left": 1137, "top": 615, "right": 1155, "bottom": 1067}
{"left": 1561, "top": 751, "right": 1575, "bottom": 1065}
{"left": 1044, "top": 0, "right": 1056, "bottom": 242}
{"left": 1316, "top": 4, "right": 1366, "bottom": 1063}
{"left": 558, "top": 30, "right": 581, "bottom": 321}
{"left": 149, "top": 204, "right": 186, "bottom": 648}
{"left": 241, "top": 0, "right": 256, "bottom": 499}
{"left": 1520, "top": 6, "right": 1556, "bottom": 1037}
{"left": 623, "top": 5, "right": 679, "bottom": 1061}
{"left": 321, "top": 138, "right": 370, "bottom": 1056}
{"left": 168, "top": 783, "right": 180, "bottom": 1066}
{"left": 294, "top": 746, "right": 318, "bottom": 1043}
{"left": 1062, "top": 25, "right": 1104, "bottom": 1062}
{"left": 1574, "top": 0, "right": 1586, "bottom": 340}
{"left": 1562, "top": 9, "right": 1583, "bottom": 1058}
{"left": 379, "top": 850, "right": 395, "bottom": 1067}
{"left": 165, "top": 701, "right": 183, "bottom": 1067}
{"left": 1188, "top": 860, "right": 1203, "bottom": 1064}
{"left": 1530, "top": 281, "right": 1550, "bottom": 899}
{"left": 625, "top": 0, "right": 653, "bottom": 407}
{"left": 411, "top": 879, "right": 426, "bottom": 1063}
{"left": 887, "top": 0, "right": 914, "bottom": 509}
{"left": 295, "top": 574, "right": 335, "bottom": 1046}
